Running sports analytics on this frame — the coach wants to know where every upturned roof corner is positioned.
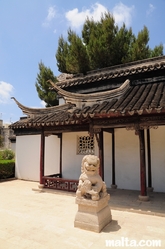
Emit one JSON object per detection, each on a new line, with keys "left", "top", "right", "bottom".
{"left": 48, "top": 79, "right": 130, "bottom": 108}
{"left": 11, "top": 97, "right": 75, "bottom": 118}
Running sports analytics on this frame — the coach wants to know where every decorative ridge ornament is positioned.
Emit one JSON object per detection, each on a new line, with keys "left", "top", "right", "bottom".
{"left": 48, "top": 79, "right": 130, "bottom": 107}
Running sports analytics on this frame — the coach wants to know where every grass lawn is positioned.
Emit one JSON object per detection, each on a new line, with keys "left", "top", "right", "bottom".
{"left": 0, "top": 159, "right": 15, "bottom": 163}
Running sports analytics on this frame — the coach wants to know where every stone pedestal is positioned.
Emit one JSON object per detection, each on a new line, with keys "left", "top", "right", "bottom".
{"left": 111, "top": 184, "right": 117, "bottom": 189}
{"left": 138, "top": 195, "right": 149, "bottom": 201}
{"left": 147, "top": 187, "right": 154, "bottom": 192}
{"left": 74, "top": 194, "right": 112, "bottom": 233}
{"left": 38, "top": 184, "right": 44, "bottom": 189}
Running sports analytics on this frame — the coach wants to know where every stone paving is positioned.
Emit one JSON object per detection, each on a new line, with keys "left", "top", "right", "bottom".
{"left": 0, "top": 179, "right": 165, "bottom": 249}
{"left": 108, "top": 188, "right": 165, "bottom": 217}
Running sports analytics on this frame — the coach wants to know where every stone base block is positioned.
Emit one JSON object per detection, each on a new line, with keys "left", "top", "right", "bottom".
{"left": 74, "top": 194, "right": 112, "bottom": 233}
{"left": 38, "top": 184, "right": 44, "bottom": 189}
{"left": 147, "top": 187, "right": 154, "bottom": 192}
{"left": 111, "top": 184, "right": 117, "bottom": 189}
{"left": 138, "top": 195, "right": 149, "bottom": 201}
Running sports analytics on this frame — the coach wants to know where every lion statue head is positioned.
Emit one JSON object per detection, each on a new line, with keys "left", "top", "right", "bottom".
{"left": 81, "top": 155, "right": 100, "bottom": 175}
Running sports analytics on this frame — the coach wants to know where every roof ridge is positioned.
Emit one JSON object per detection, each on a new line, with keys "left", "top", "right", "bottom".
{"left": 56, "top": 55, "right": 165, "bottom": 88}
{"left": 86, "top": 55, "right": 165, "bottom": 75}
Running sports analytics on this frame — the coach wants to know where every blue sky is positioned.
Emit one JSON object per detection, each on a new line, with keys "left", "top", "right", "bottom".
{"left": 0, "top": 0, "right": 165, "bottom": 124}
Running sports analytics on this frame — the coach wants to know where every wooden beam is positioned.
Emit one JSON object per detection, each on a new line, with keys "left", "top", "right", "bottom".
{"left": 93, "top": 114, "right": 165, "bottom": 130}
{"left": 44, "top": 125, "right": 89, "bottom": 134}
{"left": 103, "top": 128, "right": 114, "bottom": 133}
{"left": 40, "top": 128, "right": 45, "bottom": 184}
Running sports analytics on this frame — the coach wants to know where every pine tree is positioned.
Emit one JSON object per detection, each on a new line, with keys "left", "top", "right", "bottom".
{"left": 35, "top": 62, "right": 59, "bottom": 107}
{"left": 56, "top": 30, "right": 90, "bottom": 74}
{"left": 83, "top": 12, "right": 118, "bottom": 69}
{"left": 149, "top": 44, "right": 164, "bottom": 58}
{"left": 56, "top": 35, "right": 68, "bottom": 73}
{"left": 56, "top": 12, "right": 163, "bottom": 74}
{"left": 130, "top": 26, "right": 150, "bottom": 61}
{"left": 66, "top": 29, "right": 90, "bottom": 74}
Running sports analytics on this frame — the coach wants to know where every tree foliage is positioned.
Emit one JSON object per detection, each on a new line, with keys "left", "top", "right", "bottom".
{"left": 36, "top": 11, "right": 163, "bottom": 106}
{"left": 35, "top": 62, "right": 59, "bottom": 107}
{"left": 56, "top": 35, "right": 68, "bottom": 73}
{"left": 56, "top": 12, "right": 163, "bottom": 74}
{"left": 56, "top": 30, "right": 89, "bottom": 74}
{"left": 0, "top": 135, "right": 4, "bottom": 148}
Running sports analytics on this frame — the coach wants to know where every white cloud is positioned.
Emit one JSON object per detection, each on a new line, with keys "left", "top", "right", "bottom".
{"left": 146, "top": 4, "right": 155, "bottom": 16}
{"left": 112, "top": 2, "right": 134, "bottom": 27}
{"left": 40, "top": 100, "right": 46, "bottom": 107}
{"left": 0, "top": 81, "right": 14, "bottom": 104}
{"left": 31, "top": 101, "right": 46, "bottom": 108}
{"left": 42, "top": 6, "right": 56, "bottom": 27}
{"left": 47, "top": 6, "right": 56, "bottom": 21}
{"left": 65, "top": 3, "right": 108, "bottom": 29}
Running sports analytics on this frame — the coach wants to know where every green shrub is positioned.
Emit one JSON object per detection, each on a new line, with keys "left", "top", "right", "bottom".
{"left": 1, "top": 149, "right": 15, "bottom": 160}
{"left": 0, "top": 161, "right": 15, "bottom": 179}
{"left": 0, "top": 151, "right": 3, "bottom": 160}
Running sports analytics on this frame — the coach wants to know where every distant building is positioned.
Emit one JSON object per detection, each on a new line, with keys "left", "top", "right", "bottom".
{"left": 0, "top": 120, "right": 16, "bottom": 151}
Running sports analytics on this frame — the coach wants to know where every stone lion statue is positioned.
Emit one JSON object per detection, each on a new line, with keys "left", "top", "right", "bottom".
{"left": 76, "top": 155, "right": 107, "bottom": 201}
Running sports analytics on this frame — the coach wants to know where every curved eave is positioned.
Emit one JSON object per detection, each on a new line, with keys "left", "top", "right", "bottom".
{"left": 11, "top": 97, "right": 75, "bottom": 117}
{"left": 48, "top": 79, "right": 130, "bottom": 103}
{"left": 11, "top": 107, "right": 165, "bottom": 130}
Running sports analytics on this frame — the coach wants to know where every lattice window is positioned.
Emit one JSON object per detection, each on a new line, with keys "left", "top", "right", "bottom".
{"left": 77, "top": 136, "right": 95, "bottom": 155}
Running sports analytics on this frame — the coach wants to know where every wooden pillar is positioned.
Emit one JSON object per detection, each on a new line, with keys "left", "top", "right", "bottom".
{"left": 59, "top": 133, "right": 62, "bottom": 177}
{"left": 40, "top": 128, "right": 45, "bottom": 184}
{"left": 138, "top": 129, "right": 149, "bottom": 201}
{"left": 111, "top": 128, "right": 117, "bottom": 188}
{"left": 98, "top": 130, "right": 104, "bottom": 180}
{"left": 147, "top": 129, "right": 153, "bottom": 190}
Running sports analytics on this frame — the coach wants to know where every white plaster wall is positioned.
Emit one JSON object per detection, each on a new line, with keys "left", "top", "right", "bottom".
{"left": 150, "top": 126, "right": 165, "bottom": 192}
{"left": 15, "top": 135, "right": 40, "bottom": 181}
{"left": 62, "top": 132, "right": 98, "bottom": 180}
{"left": 59, "top": 97, "right": 65, "bottom": 105}
{"left": 103, "top": 132, "right": 112, "bottom": 188}
{"left": 62, "top": 130, "right": 140, "bottom": 190}
{"left": 15, "top": 126, "right": 165, "bottom": 192}
{"left": 115, "top": 129, "right": 140, "bottom": 190}
{"left": 45, "top": 135, "right": 60, "bottom": 176}
{"left": 11, "top": 142, "right": 16, "bottom": 153}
